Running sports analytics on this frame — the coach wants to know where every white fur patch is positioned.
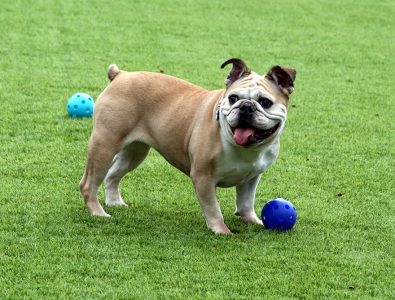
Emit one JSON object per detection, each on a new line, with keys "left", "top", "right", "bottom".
{"left": 215, "top": 134, "right": 279, "bottom": 187}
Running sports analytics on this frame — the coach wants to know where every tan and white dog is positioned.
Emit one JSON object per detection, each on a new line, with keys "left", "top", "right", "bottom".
{"left": 79, "top": 58, "right": 296, "bottom": 234}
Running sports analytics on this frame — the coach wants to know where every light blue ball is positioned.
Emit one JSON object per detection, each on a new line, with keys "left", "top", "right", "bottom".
{"left": 67, "top": 93, "right": 95, "bottom": 118}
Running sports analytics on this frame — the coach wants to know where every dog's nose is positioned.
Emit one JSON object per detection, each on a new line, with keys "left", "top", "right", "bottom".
{"left": 239, "top": 101, "right": 256, "bottom": 114}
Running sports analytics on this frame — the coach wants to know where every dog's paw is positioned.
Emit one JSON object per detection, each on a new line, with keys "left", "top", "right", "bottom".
{"left": 209, "top": 222, "right": 233, "bottom": 235}
{"left": 92, "top": 211, "right": 111, "bottom": 217}
{"left": 87, "top": 202, "right": 111, "bottom": 217}
{"left": 106, "top": 198, "right": 128, "bottom": 207}
{"left": 236, "top": 211, "right": 263, "bottom": 226}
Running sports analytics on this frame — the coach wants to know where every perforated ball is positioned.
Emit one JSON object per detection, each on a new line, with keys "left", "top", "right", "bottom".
{"left": 67, "top": 93, "right": 94, "bottom": 118}
{"left": 261, "top": 198, "right": 297, "bottom": 231}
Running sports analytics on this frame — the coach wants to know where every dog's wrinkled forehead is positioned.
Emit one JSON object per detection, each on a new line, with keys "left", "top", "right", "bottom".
{"left": 221, "top": 58, "right": 296, "bottom": 104}
{"left": 231, "top": 72, "right": 266, "bottom": 89}
{"left": 227, "top": 72, "right": 288, "bottom": 105}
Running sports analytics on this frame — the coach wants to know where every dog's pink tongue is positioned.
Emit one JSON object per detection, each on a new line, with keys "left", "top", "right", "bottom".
{"left": 233, "top": 128, "right": 254, "bottom": 145}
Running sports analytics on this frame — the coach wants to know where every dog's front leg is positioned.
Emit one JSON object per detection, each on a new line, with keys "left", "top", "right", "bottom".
{"left": 192, "top": 176, "right": 232, "bottom": 234}
{"left": 235, "top": 175, "right": 263, "bottom": 225}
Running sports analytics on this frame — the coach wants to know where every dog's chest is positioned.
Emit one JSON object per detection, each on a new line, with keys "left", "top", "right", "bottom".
{"left": 215, "top": 142, "right": 279, "bottom": 187}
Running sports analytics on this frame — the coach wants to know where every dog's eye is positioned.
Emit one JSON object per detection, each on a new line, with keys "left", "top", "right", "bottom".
{"left": 228, "top": 94, "right": 239, "bottom": 105}
{"left": 258, "top": 97, "right": 273, "bottom": 109}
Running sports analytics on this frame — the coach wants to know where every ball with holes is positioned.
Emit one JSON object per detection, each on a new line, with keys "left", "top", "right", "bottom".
{"left": 67, "top": 93, "right": 94, "bottom": 118}
{"left": 261, "top": 198, "right": 297, "bottom": 230}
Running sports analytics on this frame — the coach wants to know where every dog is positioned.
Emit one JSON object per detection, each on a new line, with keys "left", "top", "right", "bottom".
{"left": 79, "top": 58, "right": 296, "bottom": 234}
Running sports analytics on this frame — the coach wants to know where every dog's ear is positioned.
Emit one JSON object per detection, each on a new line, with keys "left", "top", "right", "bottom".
{"left": 267, "top": 66, "right": 296, "bottom": 96}
{"left": 221, "top": 58, "right": 251, "bottom": 87}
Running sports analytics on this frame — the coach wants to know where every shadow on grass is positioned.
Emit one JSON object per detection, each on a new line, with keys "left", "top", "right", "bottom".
{"left": 67, "top": 202, "right": 296, "bottom": 243}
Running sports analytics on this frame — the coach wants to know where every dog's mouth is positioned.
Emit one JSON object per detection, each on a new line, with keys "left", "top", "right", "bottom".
{"left": 231, "top": 123, "right": 280, "bottom": 146}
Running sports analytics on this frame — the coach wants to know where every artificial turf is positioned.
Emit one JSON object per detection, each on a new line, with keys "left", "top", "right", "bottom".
{"left": 0, "top": 0, "right": 394, "bottom": 299}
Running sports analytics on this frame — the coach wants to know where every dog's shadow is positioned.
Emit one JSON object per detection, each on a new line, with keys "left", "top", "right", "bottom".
{"left": 69, "top": 200, "right": 264, "bottom": 240}
{"left": 71, "top": 202, "right": 201, "bottom": 236}
{"left": 67, "top": 174, "right": 266, "bottom": 239}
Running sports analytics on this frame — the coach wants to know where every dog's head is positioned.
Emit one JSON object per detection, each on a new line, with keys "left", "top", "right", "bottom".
{"left": 218, "top": 58, "right": 296, "bottom": 147}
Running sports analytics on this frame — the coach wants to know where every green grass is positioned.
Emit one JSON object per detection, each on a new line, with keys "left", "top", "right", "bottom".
{"left": 1, "top": 0, "right": 394, "bottom": 299}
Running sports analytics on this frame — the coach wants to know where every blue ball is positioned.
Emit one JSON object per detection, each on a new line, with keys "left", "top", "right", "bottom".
{"left": 67, "top": 93, "right": 95, "bottom": 118}
{"left": 261, "top": 198, "right": 297, "bottom": 231}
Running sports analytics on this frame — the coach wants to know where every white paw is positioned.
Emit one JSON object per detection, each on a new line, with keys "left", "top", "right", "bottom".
{"left": 106, "top": 198, "right": 128, "bottom": 207}
{"left": 92, "top": 211, "right": 111, "bottom": 217}
{"left": 87, "top": 202, "right": 111, "bottom": 217}
{"left": 208, "top": 222, "right": 233, "bottom": 235}
{"left": 236, "top": 211, "right": 263, "bottom": 225}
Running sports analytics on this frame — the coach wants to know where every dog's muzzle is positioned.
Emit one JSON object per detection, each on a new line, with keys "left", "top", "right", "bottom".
{"left": 219, "top": 100, "right": 284, "bottom": 147}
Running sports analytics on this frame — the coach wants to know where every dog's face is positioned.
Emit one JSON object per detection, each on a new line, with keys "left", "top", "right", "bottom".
{"left": 218, "top": 59, "right": 296, "bottom": 147}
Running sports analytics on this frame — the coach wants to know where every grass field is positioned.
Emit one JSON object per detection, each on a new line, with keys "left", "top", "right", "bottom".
{"left": 1, "top": 0, "right": 394, "bottom": 299}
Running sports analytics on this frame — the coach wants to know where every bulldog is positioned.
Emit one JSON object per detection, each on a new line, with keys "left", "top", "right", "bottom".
{"left": 79, "top": 58, "right": 296, "bottom": 234}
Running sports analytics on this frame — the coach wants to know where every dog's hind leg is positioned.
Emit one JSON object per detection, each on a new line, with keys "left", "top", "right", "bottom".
{"left": 104, "top": 142, "right": 150, "bottom": 206}
{"left": 79, "top": 132, "right": 121, "bottom": 217}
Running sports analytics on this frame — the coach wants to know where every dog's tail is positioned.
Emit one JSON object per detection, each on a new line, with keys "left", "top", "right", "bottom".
{"left": 108, "top": 64, "right": 120, "bottom": 81}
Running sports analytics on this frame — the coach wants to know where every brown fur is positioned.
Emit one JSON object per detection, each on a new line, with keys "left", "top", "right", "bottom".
{"left": 79, "top": 60, "right": 296, "bottom": 234}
